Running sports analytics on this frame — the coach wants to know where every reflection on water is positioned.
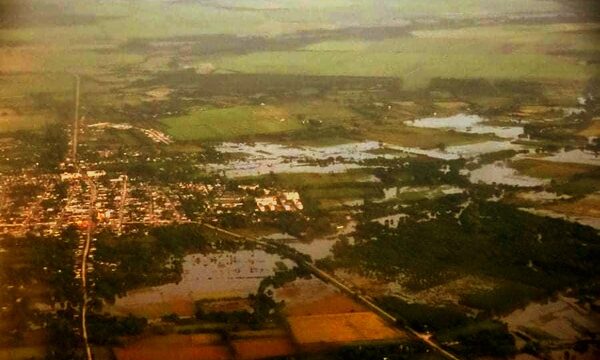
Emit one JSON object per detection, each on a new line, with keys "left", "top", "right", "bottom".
{"left": 206, "top": 141, "right": 403, "bottom": 177}
{"left": 111, "top": 250, "right": 292, "bottom": 317}
{"left": 406, "top": 114, "right": 524, "bottom": 139}
{"left": 469, "top": 161, "right": 549, "bottom": 187}
{"left": 389, "top": 141, "right": 524, "bottom": 160}
{"left": 543, "top": 149, "right": 600, "bottom": 166}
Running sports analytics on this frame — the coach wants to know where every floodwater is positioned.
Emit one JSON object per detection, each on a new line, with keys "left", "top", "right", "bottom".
{"left": 517, "top": 191, "right": 571, "bottom": 202}
{"left": 207, "top": 141, "right": 400, "bottom": 177}
{"left": 388, "top": 141, "right": 524, "bottom": 160}
{"left": 502, "top": 296, "right": 600, "bottom": 341}
{"left": 372, "top": 213, "right": 408, "bottom": 228}
{"left": 520, "top": 207, "right": 600, "bottom": 230}
{"left": 110, "top": 250, "right": 292, "bottom": 318}
{"left": 406, "top": 114, "right": 524, "bottom": 139}
{"left": 286, "top": 220, "right": 356, "bottom": 260}
{"left": 207, "top": 136, "right": 527, "bottom": 177}
{"left": 543, "top": 149, "right": 600, "bottom": 166}
{"left": 469, "top": 161, "right": 549, "bottom": 187}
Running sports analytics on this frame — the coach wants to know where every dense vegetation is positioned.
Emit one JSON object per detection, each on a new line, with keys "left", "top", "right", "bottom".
{"left": 377, "top": 297, "right": 517, "bottom": 358}
{"left": 333, "top": 196, "right": 600, "bottom": 299}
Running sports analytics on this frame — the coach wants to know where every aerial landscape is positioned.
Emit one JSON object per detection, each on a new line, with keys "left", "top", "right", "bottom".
{"left": 0, "top": 0, "right": 600, "bottom": 359}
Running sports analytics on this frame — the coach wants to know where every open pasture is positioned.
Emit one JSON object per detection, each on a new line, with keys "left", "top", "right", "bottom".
{"left": 160, "top": 106, "right": 303, "bottom": 141}
{"left": 208, "top": 22, "right": 597, "bottom": 89}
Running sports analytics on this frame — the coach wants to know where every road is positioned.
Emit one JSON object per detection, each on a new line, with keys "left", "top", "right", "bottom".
{"left": 80, "top": 176, "right": 95, "bottom": 360}
{"left": 201, "top": 223, "right": 462, "bottom": 360}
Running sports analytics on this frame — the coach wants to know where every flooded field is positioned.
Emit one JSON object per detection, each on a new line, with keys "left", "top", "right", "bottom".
{"left": 110, "top": 250, "right": 292, "bottom": 318}
{"left": 208, "top": 139, "right": 527, "bottom": 177}
{"left": 519, "top": 207, "right": 600, "bottom": 230}
{"left": 266, "top": 220, "right": 356, "bottom": 261}
{"left": 543, "top": 149, "right": 600, "bottom": 166}
{"left": 388, "top": 141, "right": 524, "bottom": 160}
{"left": 406, "top": 114, "right": 524, "bottom": 139}
{"left": 502, "top": 296, "right": 600, "bottom": 342}
{"left": 469, "top": 161, "right": 549, "bottom": 187}
{"left": 207, "top": 141, "right": 403, "bottom": 177}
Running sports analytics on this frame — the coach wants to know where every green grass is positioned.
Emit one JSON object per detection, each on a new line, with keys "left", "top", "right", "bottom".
{"left": 159, "top": 106, "right": 303, "bottom": 141}
{"left": 303, "top": 186, "right": 381, "bottom": 200}
{"left": 205, "top": 22, "right": 597, "bottom": 89}
{"left": 0, "top": 112, "right": 55, "bottom": 133}
{"left": 212, "top": 48, "right": 593, "bottom": 90}
{"left": 240, "top": 169, "right": 375, "bottom": 188}
{"left": 0, "top": 0, "right": 567, "bottom": 45}
{"left": 42, "top": 51, "right": 145, "bottom": 75}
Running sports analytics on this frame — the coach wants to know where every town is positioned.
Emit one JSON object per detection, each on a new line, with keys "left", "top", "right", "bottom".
{"left": 1, "top": 1, "right": 600, "bottom": 360}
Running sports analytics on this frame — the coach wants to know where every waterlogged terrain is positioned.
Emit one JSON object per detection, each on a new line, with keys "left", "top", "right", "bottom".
{"left": 207, "top": 138, "right": 528, "bottom": 177}
{"left": 2, "top": 1, "right": 600, "bottom": 359}
{"left": 406, "top": 114, "right": 524, "bottom": 139}
{"left": 207, "top": 141, "right": 404, "bottom": 177}
{"left": 111, "top": 250, "right": 292, "bottom": 318}
{"left": 469, "top": 161, "right": 550, "bottom": 187}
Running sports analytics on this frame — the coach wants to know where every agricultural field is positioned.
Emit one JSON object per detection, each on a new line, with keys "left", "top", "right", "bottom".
{"left": 1, "top": 0, "right": 600, "bottom": 360}
{"left": 159, "top": 106, "right": 303, "bottom": 141}
{"left": 114, "top": 334, "right": 231, "bottom": 360}
{"left": 287, "top": 312, "right": 406, "bottom": 349}
{"left": 0, "top": 109, "right": 55, "bottom": 133}
{"left": 231, "top": 337, "right": 295, "bottom": 360}
{"left": 204, "top": 23, "right": 599, "bottom": 89}
{"left": 509, "top": 158, "right": 596, "bottom": 180}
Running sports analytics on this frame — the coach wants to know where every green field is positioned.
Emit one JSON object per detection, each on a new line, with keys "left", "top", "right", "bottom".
{"left": 239, "top": 170, "right": 375, "bottom": 188}
{"left": 0, "top": 0, "right": 568, "bottom": 45}
{"left": 207, "top": 23, "right": 598, "bottom": 89}
{"left": 159, "top": 106, "right": 303, "bottom": 141}
{"left": 0, "top": 111, "right": 55, "bottom": 133}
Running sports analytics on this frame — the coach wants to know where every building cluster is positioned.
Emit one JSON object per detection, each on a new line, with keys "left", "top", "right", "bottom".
{"left": 61, "top": 171, "right": 189, "bottom": 233}
{"left": 255, "top": 191, "right": 304, "bottom": 212}
{"left": 0, "top": 174, "right": 61, "bottom": 236}
{"left": 88, "top": 122, "right": 173, "bottom": 145}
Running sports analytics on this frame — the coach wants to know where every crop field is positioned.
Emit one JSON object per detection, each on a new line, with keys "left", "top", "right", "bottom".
{"left": 509, "top": 158, "right": 596, "bottom": 179}
{"left": 0, "top": 0, "right": 567, "bottom": 46}
{"left": 366, "top": 125, "right": 496, "bottom": 148}
{"left": 109, "top": 295, "right": 197, "bottom": 319}
{"left": 0, "top": 347, "right": 45, "bottom": 360}
{"left": 231, "top": 337, "right": 295, "bottom": 360}
{"left": 275, "top": 279, "right": 367, "bottom": 316}
{"left": 159, "top": 106, "right": 303, "bottom": 141}
{"left": 204, "top": 22, "right": 597, "bottom": 89}
{"left": 114, "top": 335, "right": 230, "bottom": 360}
{"left": 579, "top": 119, "right": 600, "bottom": 137}
{"left": 545, "top": 194, "right": 600, "bottom": 219}
{"left": 288, "top": 312, "right": 406, "bottom": 349}
{"left": 0, "top": 109, "right": 55, "bottom": 133}
{"left": 242, "top": 169, "right": 376, "bottom": 188}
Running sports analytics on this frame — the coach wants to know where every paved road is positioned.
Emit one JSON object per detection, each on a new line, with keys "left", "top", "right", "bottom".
{"left": 201, "top": 223, "right": 462, "bottom": 360}
{"left": 80, "top": 177, "right": 95, "bottom": 360}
